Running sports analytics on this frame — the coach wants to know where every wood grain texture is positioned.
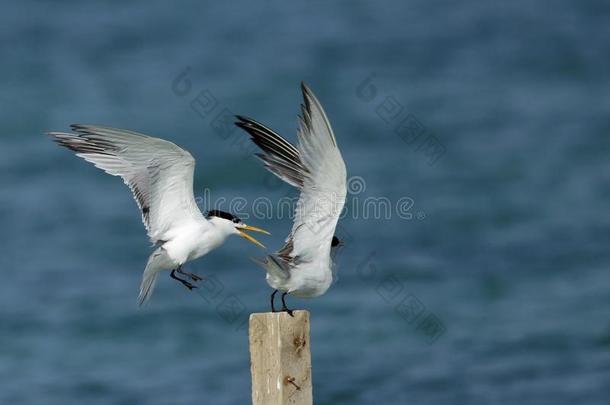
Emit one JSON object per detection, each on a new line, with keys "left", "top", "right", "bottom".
{"left": 249, "top": 311, "right": 313, "bottom": 405}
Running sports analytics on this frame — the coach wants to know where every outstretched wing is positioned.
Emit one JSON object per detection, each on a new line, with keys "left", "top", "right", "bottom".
{"left": 290, "top": 83, "right": 347, "bottom": 261}
{"left": 236, "top": 83, "right": 347, "bottom": 263}
{"left": 49, "top": 125, "right": 203, "bottom": 243}
{"left": 235, "top": 115, "right": 307, "bottom": 188}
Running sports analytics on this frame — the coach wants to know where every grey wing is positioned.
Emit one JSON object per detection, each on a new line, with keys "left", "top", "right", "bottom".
{"left": 236, "top": 83, "right": 347, "bottom": 262}
{"left": 235, "top": 115, "right": 307, "bottom": 188}
{"left": 49, "top": 125, "right": 203, "bottom": 243}
{"left": 252, "top": 254, "right": 291, "bottom": 282}
{"left": 290, "top": 83, "right": 347, "bottom": 260}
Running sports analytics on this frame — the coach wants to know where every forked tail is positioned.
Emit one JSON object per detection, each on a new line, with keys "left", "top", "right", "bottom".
{"left": 251, "top": 254, "right": 290, "bottom": 285}
{"left": 138, "top": 248, "right": 167, "bottom": 306}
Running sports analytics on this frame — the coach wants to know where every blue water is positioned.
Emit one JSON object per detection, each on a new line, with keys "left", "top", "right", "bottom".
{"left": 2, "top": 1, "right": 610, "bottom": 404}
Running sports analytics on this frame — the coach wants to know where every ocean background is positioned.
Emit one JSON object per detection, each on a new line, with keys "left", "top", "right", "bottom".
{"left": 1, "top": 1, "right": 610, "bottom": 404}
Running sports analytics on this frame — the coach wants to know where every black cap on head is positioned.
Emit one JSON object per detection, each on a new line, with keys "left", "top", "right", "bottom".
{"left": 331, "top": 236, "right": 341, "bottom": 247}
{"left": 206, "top": 210, "right": 241, "bottom": 223}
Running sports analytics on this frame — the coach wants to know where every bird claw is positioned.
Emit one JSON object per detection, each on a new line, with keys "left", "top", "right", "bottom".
{"left": 279, "top": 292, "right": 293, "bottom": 316}
{"left": 188, "top": 273, "right": 205, "bottom": 282}
{"left": 183, "top": 282, "right": 197, "bottom": 290}
{"left": 170, "top": 268, "right": 201, "bottom": 291}
{"left": 178, "top": 269, "right": 205, "bottom": 282}
{"left": 280, "top": 308, "right": 294, "bottom": 317}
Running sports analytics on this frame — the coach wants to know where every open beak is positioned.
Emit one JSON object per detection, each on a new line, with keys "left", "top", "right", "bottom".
{"left": 237, "top": 224, "right": 271, "bottom": 249}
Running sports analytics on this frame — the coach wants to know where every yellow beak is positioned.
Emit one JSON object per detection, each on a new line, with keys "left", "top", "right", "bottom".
{"left": 237, "top": 224, "right": 271, "bottom": 249}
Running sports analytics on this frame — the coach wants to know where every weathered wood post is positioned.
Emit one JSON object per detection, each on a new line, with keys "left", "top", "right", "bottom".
{"left": 248, "top": 310, "right": 313, "bottom": 405}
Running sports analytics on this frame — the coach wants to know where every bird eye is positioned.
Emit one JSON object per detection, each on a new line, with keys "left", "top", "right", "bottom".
{"left": 232, "top": 218, "right": 240, "bottom": 223}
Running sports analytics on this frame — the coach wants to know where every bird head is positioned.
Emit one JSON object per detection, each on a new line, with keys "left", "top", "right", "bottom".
{"left": 330, "top": 235, "right": 344, "bottom": 255}
{"left": 206, "top": 210, "right": 270, "bottom": 249}
{"left": 331, "top": 235, "right": 343, "bottom": 247}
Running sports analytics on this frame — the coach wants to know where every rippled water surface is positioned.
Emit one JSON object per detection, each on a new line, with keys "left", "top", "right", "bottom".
{"left": 2, "top": 1, "right": 610, "bottom": 404}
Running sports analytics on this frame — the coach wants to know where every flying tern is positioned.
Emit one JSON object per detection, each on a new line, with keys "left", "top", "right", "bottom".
{"left": 235, "top": 82, "right": 347, "bottom": 314}
{"left": 49, "top": 125, "right": 270, "bottom": 305}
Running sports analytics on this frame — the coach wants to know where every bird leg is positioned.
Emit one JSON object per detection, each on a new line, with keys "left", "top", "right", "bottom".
{"left": 170, "top": 268, "right": 197, "bottom": 290}
{"left": 270, "top": 290, "right": 278, "bottom": 312}
{"left": 177, "top": 267, "right": 205, "bottom": 282}
{"left": 280, "top": 292, "right": 294, "bottom": 317}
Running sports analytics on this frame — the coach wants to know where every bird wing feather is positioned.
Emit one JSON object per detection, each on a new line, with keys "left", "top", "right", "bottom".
{"left": 49, "top": 125, "right": 203, "bottom": 244}
{"left": 290, "top": 83, "right": 346, "bottom": 261}
{"left": 235, "top": 115, "right": 307, "bottom": 188}
{"left": 236, "top": 83, "right": 346, "bottom": 264}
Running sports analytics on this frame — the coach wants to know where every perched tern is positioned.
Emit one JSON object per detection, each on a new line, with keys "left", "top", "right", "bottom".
{"left": 235, "top": 82, "right": 347, "bottom": 314}
{"left": 49, "top": 125, "right": 270, "bottom": 305}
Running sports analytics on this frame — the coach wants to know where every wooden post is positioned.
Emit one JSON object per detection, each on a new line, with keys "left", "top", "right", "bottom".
{"left": 249, "top": 310, "right": 313, "bottom": 405}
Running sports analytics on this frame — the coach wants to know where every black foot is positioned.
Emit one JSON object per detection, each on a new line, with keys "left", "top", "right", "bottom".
{"left": 270, "top": 290, "right": 278, "bottom": 312}
{"left": 185, "top": 272, "right": 205, "bottom": 282}
{"left": 281, "top": 292, "right": 294, "bottom": 317}
{"left": 177, "top": 266, "right": 205, "bottom": 282}
{"left": 170, "top": 269, "right": 198, "bottom": 290}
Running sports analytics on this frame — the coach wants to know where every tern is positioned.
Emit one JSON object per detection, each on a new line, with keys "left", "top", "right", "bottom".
{"left": 235, "top": 82, "right": 347, "bottom": 314}
{"left": 49, "top": 125, "right": 270, "bottom": 305}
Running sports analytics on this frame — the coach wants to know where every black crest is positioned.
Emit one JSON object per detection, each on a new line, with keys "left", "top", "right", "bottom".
{"left": 206, "top": 210, "right": 241, "bottom": 223}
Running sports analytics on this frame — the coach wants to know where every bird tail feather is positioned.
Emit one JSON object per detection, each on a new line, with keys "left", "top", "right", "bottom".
{"left": 251, "top": 255, "right": 290, "bottom": 285}
{"left": 138, "top": 248, "right": 165, "bottom": 306}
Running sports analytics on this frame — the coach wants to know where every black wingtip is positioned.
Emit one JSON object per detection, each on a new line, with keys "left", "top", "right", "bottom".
{"left": 301, "top": 81, "right": 315, "bottom": 98}
{"left": 234, "top": 115, "right": 257, "bottom": 128}
{"left": 300, "top": 82, "right": 314, "bottom": 115}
